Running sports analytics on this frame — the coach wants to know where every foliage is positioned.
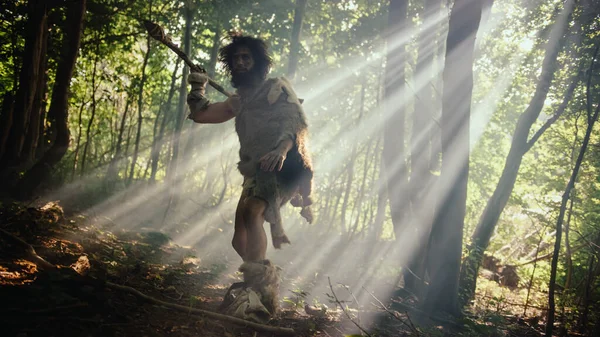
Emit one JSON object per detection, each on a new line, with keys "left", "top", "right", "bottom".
{"left": 1, "top": 0, "right": 600, "bottom": 334}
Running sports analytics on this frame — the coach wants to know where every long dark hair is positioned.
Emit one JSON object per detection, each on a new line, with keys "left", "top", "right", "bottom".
{"left": 219, "top": 33, "right": 272, "bottom": 87}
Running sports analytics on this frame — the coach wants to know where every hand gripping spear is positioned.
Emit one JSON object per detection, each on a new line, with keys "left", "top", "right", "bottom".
{"left": 144, "top": 20, "right": 233, "bottom": 98}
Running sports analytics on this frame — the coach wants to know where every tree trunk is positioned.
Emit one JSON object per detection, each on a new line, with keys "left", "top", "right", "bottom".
{"left": 365, "top": 137, "right": 382, "bottom": 229}
{"left": 578, "top": 235, "right": 597, "bottom": 334}
{"left": 122, "top": 112, "right": 135, "bottom": 178}
{"left": 14, "top": 0, "right": 86, "bottom": 200}
{"left": 328, "top": 185, "right": 343, "bottom": 233}
{"left": 423, "top": 0, "right": 483, "bottom": 315}
{"left": 106, "top": 93, "right": 132, "bottom": 185}
{"left": 372, "top": 154, "right": 387, "bottom": 241}
{"left": 22, "top": 20, "right": 49, "bottom": 164}
{"left": 200, "top": 27, "right": 221, "bottom": 192}
{"left": 382, "top": 0, "right": 409, "bottom": 241}
{"left": 404, "top": 0, "right": 443, "bottom": 296}
{"left": 341, "top": 87, "right": 365, "bottom": 234}
{"left": 1, "top": 0, "right": 48, "bottom": 169}
{"left": 565, "top": 110, "right": 580, "bottom": 290}
{"left": 36, "top": 91, "right": 47, "bottom": 157}
{"left": 564, "top": 196, "right": 574, "bottom": 289}
{"left": 80, "top": 48, "right": 100, "bottom": 176}
{"left": 352, "top": 131, "right": 374, "bottom": 237}
{"left": 143, "top": 102, "right": 163, "bottom": 180}
{"left": 128, "top": 35, "right": 152, "bottom": 185}
{"left": 429, "top": 0, "right": 447, "bottom": 173}
{"left": 0, "top": 92, "right": 15, "bottom": 165}
{"left": 546, "top": 45, "right": 600, "bottom": 337}
{"left": 150, "top": 60, "right": 181, "bottom": 184}
{"left": 71, "top": 101, "right": 87, "bottom": 180}
{"left": 459, "top": 0, "right": 576, "bottom": 306}
{"left": 287, "top": 0, "right": 308, "bottom": 80}
{"left": 340, "top": 161, "right": 354, "bottom": 235}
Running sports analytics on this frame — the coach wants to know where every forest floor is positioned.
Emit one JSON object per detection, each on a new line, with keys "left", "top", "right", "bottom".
{"left": 0, "top": 200, "right": 546, "bottom": 337}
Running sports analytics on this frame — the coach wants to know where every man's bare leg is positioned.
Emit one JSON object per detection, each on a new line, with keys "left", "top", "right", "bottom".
{"left": 232, "top": 194, "right": 248, "bottom": 260}
{"left": 242, "top": 197, "right": 268, "bottom": 262}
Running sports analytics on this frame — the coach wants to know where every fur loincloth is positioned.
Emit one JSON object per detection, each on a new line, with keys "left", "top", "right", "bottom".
{"left": 235, "top": 77, "right": 314, "bottom": 247}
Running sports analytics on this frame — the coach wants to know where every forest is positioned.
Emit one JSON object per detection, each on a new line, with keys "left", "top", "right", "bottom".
{"left": 1, "top": 0, "right": 599, "bottom": 336}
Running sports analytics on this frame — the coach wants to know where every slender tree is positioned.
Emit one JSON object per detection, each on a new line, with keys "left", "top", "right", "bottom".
{"left": 128, "top": 32, "right": 152, "bottom": 185}
{"left": 150, "top": 59, "right": 181, "bottom": 184}
{"left": 0, "top": 0, "right": 48, "bottom": 169}
{"left": 80, "top": 44, "right": 100, "bottom": 176}
{"left": 546, "top": 43, "right": 600, "bottom": 337}
{"left": 404, "top": 0, "right": 444, "bottom": 295}
{"left": 287, "top": 0, "right": 308, "bottom": 80}
{"left": 423, "top": 0, "right": 483, "bottom": 315}
{"left": 382, "top": 0, "right": 409, "bottom": 243}
{"left": 459, "top": 0, "right": 576, "bottom": 305}
{"left": 15, "top": 0, "right": 87, "bottom": 199}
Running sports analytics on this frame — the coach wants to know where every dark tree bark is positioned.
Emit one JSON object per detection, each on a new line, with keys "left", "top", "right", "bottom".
{"left": 14, "top": 0, "right": 87, "bottom": 199}
{"left": 287, "top": 0, "right": 308, "bottom": 80}
{"left": 22, "top": 20, "right": 49, "bottom": 164}
{"left": 1, "top": 0, "right": 48, "bottom": 168}
{"left": 459, "top": 0, "right": 576, "bottom": 306}
{"left": 423, "top": 0, "right": 483, "bottom": 315}
{"left": 546, "top": 44, "right": 600, "bottom": 337}
{"left": 36, "top": 82, "right": 47, "bottom": 158}
{"left": 0, "top": 93, "right": 15, "bottom": 165}
{"left": 382, "top": 0, "right": 409, "bottom": 242}
{"left": 578, "top": 233, "right": 599, "bottom": 334}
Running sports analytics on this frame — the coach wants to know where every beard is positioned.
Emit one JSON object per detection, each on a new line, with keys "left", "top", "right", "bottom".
{"left": 231, "top": 68, "right": 263, "bottom": 88}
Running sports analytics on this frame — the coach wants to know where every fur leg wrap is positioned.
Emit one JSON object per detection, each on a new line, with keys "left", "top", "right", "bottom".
{"left": 222, "top": 260, "right": 281, "bottom": 323}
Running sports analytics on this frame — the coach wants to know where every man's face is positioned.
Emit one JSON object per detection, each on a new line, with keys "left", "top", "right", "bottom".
{"left": 232, "top": 46, "right": 254, "bottom": 74}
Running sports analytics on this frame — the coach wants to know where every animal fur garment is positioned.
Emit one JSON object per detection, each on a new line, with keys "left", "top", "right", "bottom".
{"left": 235, "top": 77, "right": 314, "bottom": 248}
{"left": 221, "top": 260, "right": 281, "bottom": 322}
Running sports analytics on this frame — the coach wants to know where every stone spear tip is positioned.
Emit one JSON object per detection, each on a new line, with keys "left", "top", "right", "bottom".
{"left": 144, "top": 20, "right": 167, "bottom": 43}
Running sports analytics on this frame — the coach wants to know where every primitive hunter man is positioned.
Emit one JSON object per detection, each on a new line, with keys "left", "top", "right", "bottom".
{"left": 186, "top": 33, "right": 314, "bottom": 322}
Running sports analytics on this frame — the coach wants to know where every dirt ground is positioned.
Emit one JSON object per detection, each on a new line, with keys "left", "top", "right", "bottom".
{"left": 0, "top": 201, "right": 416, "bottom": 337}
{"left": 0, "top": 201, "right": 544, "bottom": 337}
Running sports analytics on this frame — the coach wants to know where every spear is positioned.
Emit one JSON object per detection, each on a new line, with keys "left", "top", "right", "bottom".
{"left": 143, "top": 20, "right": 233, "bottom": 98}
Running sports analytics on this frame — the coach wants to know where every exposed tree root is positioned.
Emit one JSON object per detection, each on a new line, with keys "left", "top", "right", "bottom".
{"left": 0, "top": 228, "right": 296, "bottom": 336}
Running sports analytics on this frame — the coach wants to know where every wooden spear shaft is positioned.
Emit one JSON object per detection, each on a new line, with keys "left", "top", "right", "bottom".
{"left": 144, "top": 20, "right": 232, "bottom": 98}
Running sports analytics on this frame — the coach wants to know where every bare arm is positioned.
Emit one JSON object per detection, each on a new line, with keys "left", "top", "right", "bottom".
{"left": 275, "top": 137, "right": 294, "bottom": 154}
{"left": 189, "top": 100, "right": 235, "bottom": 124}
{"left": 187, "top": 71, "right": 237, "bottom": 124}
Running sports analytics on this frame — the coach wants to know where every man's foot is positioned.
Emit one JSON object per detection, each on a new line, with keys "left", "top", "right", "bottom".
{"left": 222, "top": 260, "right": 281, "bottom": 322}
{"left": 219, "top": 281, "right": 246, "bottom": 312}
